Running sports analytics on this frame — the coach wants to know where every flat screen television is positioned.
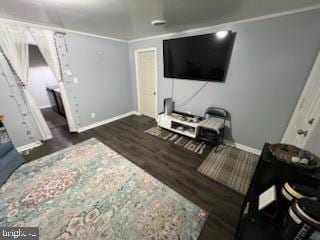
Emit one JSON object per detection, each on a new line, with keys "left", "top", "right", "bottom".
{"left": 163, "top": 31, "right": 235, "bottom": 82}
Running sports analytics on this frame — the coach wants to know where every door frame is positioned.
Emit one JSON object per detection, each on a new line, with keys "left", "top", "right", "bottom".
{"left": 134, "top": 48, "right": 158, "bottom": 119}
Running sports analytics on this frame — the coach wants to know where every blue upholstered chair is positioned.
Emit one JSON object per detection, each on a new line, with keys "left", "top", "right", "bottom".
{"left": 0, "top": 120, "right": 25, "bottom": 186}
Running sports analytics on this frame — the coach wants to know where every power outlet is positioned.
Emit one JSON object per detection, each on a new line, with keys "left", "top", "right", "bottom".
{"left": 225, "top": 120, "right": 231, "bottom": 128}
{"left": 90, "top": 112, "right": 95, "bottom": 119}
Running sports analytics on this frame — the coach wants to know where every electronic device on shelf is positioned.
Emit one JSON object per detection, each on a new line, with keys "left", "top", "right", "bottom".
{"left": 158, "top": 99, "right": 228, "bottom": 146}
{"left": 158, "top": 111, "right": 204, "bottom": 139}
{"left": 164, "top": 98, "right": 174, "bottom": 115}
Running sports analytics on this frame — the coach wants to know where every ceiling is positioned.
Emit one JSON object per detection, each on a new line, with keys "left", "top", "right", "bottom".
{"left": 0, "top": 0, "right": 319, "bottom": 40}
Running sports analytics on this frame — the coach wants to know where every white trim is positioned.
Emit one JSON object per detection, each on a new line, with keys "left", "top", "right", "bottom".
{"left": 39, "top": 104, "right": 53, "bottom": 109}
{"left": 16, "top": 141, "right": 42, "bottom": 153}
{"left": 131, "top": 111, "right": 140, "bottom": 115}
{"left": 130, "top": 33, "right": 176, "bottom": 43}
{"left": 135, "top": 48, "right": 158, "bottom": 119}
{"left": 77, "top": 111, "right": 137, "bottom": 133}
{"left": 224, "top": 140, "right": 262, "bottom": 155}
{"left": 0, "top": 17, "right": 127, "bottom": 43}
{"left": 128, "top": 4, "right": 320, "bottom": 43}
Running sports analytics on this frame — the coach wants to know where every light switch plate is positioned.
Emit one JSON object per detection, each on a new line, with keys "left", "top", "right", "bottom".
{"left": 225, "top": 120, "right": 231, "bottom": 128}
{"left": 73, "top": 77, "right": 79, "bottom": 84}
{"left": 90, "top": 113, "right": 95, "bottom": 119}
{"left": 64, "top": 69, "right": 72, "bottom": 76}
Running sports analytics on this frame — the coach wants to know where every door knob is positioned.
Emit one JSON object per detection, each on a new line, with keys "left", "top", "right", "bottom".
{"left": 297, "top": 129, "right": 308, "bottom": 137}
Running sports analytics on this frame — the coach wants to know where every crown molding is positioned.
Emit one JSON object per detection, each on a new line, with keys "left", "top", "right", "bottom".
{"left": 128, "top": 4, "right": 320, "bottom": 43}
{"left": 0, "top": 4, "right": 319, "bottom": 43}
{"left": 0, "top": 16, "right": 128, "bottom": 43}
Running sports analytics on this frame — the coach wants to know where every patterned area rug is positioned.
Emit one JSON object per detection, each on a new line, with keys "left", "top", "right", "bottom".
{"left": 0, "top": 138, "right": 207, "bottom": 240}
{"left": 145, "top": 126, "right": 210, "bottom": 155}
{"left": 197, "top": 146, "right": 259, "bottom": 195}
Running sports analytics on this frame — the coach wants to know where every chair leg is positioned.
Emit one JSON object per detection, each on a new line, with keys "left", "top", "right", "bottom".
{"left": 214, "top": 145, "right": 220, "bottom": 153}
{"left": 214, "top": 129, "right": 225, "bottom": 153}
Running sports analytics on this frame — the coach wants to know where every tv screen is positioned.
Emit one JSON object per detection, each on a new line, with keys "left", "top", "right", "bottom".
{"left": 163, "top": 31, "right": 235, "bottom": 82}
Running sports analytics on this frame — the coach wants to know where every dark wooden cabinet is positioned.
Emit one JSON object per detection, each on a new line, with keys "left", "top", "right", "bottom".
{"left": 235, "top": 144, "right": 320, "bottom": 240}
{"left": 47, "top": 87, "right": 66, "bottom": 117}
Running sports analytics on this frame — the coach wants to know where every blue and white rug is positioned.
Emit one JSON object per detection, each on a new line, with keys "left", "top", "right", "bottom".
{"left": 0, "top": 138, "right": 207, "bottom": 239}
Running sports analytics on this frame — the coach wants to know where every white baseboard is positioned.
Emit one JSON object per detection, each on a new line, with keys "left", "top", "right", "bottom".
{"left": 77, "top": 111, "right": 137, "bottom": 133}
{"left": 76, "top": 111, "right": 261, "bottom": 155}
{"left": 224, "top": 140, "right": 261, "bottom": 155}
{"left": 16, "top": 141, "right": 42, "bottom": 153}
{"left": 40, "top": 104, "right": 53, "bottom": 109}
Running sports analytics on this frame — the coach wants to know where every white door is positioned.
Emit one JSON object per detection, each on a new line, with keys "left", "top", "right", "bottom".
{"left": 305, "top": 121, "right": 320, "bottom": 156}
{"left": 136, "top": 49, "right": 157, "bottom": 118}
{"left": 282, "top": 50, "right": 320, "bottom": 148}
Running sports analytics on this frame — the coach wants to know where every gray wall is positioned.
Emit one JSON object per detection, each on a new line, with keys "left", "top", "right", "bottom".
{"left": 0, "top": 52, "right": 41, "bottom": 147}
{"left": 1, "top": 32, "right": 132, "bottom": 148}
{"left": 1, "top": 9, "right": 320, "bottom": 150}
{"left": 56, "top": 33, "right": 132, "bottom": 129}
{"left": 129, "top": 9, "right": 320, "bottom": 150}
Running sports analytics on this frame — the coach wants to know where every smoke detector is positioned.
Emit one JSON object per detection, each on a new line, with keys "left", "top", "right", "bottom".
{"left": 151, "top": 20, "right": 167, "bottom": 26}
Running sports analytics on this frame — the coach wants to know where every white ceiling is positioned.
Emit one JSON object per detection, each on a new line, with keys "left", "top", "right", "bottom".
{"left": 0, "top": 0, "right": 319, "bottom": 40}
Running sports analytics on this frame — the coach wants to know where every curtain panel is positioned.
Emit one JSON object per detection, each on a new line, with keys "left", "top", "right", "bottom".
{"left": 30, "top": 28, "right": 77, "bottom": 132}
{"left": 0, "top": 23, "right": 52, "bottom": 141}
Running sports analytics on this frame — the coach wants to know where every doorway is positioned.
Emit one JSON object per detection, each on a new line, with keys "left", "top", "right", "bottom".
{"left": 135, "top": 48, "right": 157, "bottom": 119}
{"left": 28, "top": 45, "right": 67, "bottom": 130}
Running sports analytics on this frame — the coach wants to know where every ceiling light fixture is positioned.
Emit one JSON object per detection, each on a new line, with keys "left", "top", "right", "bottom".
{"left": 216, "top": 31, "right": 229, "bottom": 39}
{"left": 151, "top": 20, "right": 167, "bottom": 26}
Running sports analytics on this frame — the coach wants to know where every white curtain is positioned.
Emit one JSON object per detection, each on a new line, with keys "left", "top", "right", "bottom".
{"left": 0, "top": 24, "right": 52, "bottom": 140}
{"left": 30, "top": 28, "right": 77, "bottom": 132}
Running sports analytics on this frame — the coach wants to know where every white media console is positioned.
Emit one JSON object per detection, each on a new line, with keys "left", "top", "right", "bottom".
{"left": 157, "top": 112, "right": 224, "bottom": 139}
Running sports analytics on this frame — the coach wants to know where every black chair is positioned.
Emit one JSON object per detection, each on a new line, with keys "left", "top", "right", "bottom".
{"left": 198, "top": 107, "right": 228, "bottom": 151}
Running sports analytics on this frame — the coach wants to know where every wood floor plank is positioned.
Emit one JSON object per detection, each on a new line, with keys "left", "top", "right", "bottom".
{"left": 24, "top": 114, "right": 243, "bottom": 240}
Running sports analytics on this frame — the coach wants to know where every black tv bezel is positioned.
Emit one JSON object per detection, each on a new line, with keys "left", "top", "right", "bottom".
{"left": 163, "top": 31, "right": 236, "bottom": 82}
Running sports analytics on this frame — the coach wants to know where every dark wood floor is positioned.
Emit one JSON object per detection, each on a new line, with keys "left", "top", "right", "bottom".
{"left": 42, "top": 108, "right": 67, "bottom": 129}
{"left": 25, "top": 114, "right": 243, "bottom": 240}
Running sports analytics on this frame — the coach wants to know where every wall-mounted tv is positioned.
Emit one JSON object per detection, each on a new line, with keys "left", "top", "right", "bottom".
{"left": 163, "top": 31, "right": 235, "bottom": 82}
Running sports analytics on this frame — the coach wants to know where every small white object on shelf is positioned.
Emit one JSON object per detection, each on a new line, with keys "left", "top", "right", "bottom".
{"left": 157, "top": 113, "right": 199, "bottom": 138}
{"left": 291, "top": 156, "right": 301, "bottom": 163}
{"left": 157, "top": 112, "right": 225, "bottom": 139}
{"left": 258, "top": 185, "right": 277, "bottom": 211}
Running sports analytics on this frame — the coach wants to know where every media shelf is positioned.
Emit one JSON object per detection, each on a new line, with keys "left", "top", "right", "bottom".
{"left": 171, "top": 121, "right": 196, "bottom": 135}
{"left": 238, "top": 183, "right": 285, "bottom": 240}
{"left": 239, "top": 215, "right": 283, "bottom": 240}
{"left": 235, "top": 144, "right": 320, "bottom": 240}
{"left": 157, "top": 112, "right": 203, "bottom": 139}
